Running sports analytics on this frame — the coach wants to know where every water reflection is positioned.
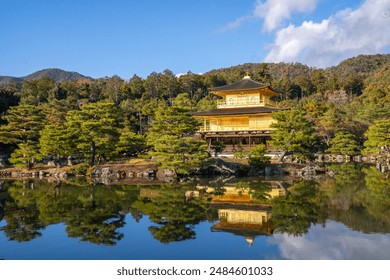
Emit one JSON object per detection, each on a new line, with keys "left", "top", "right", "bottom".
{"left": 133, "top": 185, "right": 212, "bottom": 243}
{"left": 0, "top": 164, "right": 389, "bottom": 259}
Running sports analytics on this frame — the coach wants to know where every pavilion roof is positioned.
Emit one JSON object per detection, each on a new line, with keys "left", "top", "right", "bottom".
{"left": 209, "top": 76, "right": 283, "bottom": 96}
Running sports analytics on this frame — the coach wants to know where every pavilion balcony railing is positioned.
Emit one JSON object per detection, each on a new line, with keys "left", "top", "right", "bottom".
{"left": 217, "top": 98, "right": 277, "bottom": 108}
{"left": 198, "top": 125, "right": 274, "bottom": 132}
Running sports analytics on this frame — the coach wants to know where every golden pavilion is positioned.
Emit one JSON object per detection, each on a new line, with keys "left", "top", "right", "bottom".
{"left": 193, "top": 75, "right": 285, "bottom": 152}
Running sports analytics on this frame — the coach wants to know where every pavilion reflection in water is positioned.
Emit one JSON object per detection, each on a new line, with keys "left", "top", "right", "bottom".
{"left": 197, "top": 181, "right": 285, "bottom": 247}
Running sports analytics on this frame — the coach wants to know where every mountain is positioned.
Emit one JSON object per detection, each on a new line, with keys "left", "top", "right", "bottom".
{"left": 0, "top": 68, "right": 93, "bottom": 86}
{"left": 204, "top": 54, "right": 390, "bottom": 83}
{"left": 0, "top": 76, "right": 22, "bottom": 85}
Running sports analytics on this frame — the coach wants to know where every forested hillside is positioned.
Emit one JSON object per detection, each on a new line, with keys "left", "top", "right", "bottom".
{"left": 0, "top": 68, "right": 92, "bottom": 86}
{"left": 0, "top": 54, "right": 389, "bottom": 172}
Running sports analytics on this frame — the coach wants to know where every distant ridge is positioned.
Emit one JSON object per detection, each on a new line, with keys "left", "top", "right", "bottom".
{"left": 0, "top": 68, "right": 93, "bottom": 86}
{"left": 1, "top": 54, "right": 389, "bottom": 87}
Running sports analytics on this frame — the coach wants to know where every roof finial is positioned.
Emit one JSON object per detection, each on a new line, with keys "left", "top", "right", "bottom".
{"left": 243, "top": 71, "right": 251, "bottom": 80}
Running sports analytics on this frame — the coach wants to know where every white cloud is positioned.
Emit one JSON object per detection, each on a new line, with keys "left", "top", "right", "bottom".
{"left": 221, "top": 0, "right": 317, "bottom": 32}
{"left": 253, "top": 0, "right": 317, "bottom": 32}
{"left": 271, "top": 221, "right": 390, "bottom": 259}
{"left": 264, "top": 0, "right": 390, "bottom": 67}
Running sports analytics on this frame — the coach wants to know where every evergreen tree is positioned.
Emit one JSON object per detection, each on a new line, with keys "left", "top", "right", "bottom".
{"left": 270, "top": 109, "right": 317, "bottom": 160}
{"left": 39, "top": 124, "right": 74, "bottom": 160}
{"left": 363, "top": 120, "right": 390, "bottom": 155}
{"left": 0, "top": 105, "right": 44, "bottom": 168}
{"left": 115, "top": 128, "right": 146, "bottom": 157}
{"left": 248, "top": 144, "right": 270, "bottom": 169}
{"left": 326, "top": 131, "right": 361, "bottom": 155}
{"left": 147, "top": 102, "right": 208, "bottom": 176}
{"left": 65, "top": 101, "right": 122, "bottom": 165}
{"left": 9, "top": 140, "right": 43, "bottom": 168}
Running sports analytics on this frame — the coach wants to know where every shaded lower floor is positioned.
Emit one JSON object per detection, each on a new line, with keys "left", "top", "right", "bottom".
{"left": 196, "top": 131, "right": 272, "bottom": 153}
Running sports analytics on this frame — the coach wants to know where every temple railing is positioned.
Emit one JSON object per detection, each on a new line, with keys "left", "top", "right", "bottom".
{"left": 198, "top": 125, "right": 275, "bottom": 132}
{"left": 217, "top": 98, "right": 277, "bottom": 108}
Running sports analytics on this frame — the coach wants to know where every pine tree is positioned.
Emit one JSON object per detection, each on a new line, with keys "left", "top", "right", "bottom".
{"left": 248, "top": 144, "right": 270, "bottom": 169}
{"left": 9, "top": 140, "right": 42, "bottom": 168}
{"left": 65, "top": 101, "right": 122, "bottom": 165}
{"left": 363, "top": 120, "right": 390, "bottom": 155}
{"left": 115, "top": 128, "right": 146, "bottom": 157}
{"left": 326, "top": 131, "right": 360, "bottom": 155}
{"left": 39, "top": 124, "right": 75, "bottom": 160}
{"left": 147, "top": 103, "right": 208, "bottom": 176}
{"left": 0, "top": 105, "right": 44, "bottom": 168}
{"left": 270, "top": 109, "right": 317, "bottom": 160}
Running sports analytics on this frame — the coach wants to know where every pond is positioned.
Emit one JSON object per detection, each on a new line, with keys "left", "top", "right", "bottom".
{"left": 0, "top": 164, "right": 389, "bottom": 260}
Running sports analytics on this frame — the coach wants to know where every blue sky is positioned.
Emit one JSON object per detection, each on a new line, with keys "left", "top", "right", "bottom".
{"left": 1, "top": 0, "right": 389, "bottom": 78}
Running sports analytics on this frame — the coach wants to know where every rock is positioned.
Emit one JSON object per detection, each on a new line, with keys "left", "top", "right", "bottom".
{"left": 336, "top": 155, "right": 344, "bottom": 163}
{"left": 67, "top": 156, "right": 73, "bottom": 166}
{"left": 39, "top": 171, "right": 46, "bottom": 178}
{"left": 101, "top": 167, "right": 112, "bottom": 176}
{"left": 116, "top": 170, "right": 126, "bottom": 179}
{"left": 354, "top": 155, "right": 362, "bottom": 162}
{"left": 47, "top": 161, "right": 56, "bottom": 167}
{"left": 90, "top": 168, "right": 101, "bottom": 177}
{"left": 163, "top": 169, "right": 175, "bottom": 177}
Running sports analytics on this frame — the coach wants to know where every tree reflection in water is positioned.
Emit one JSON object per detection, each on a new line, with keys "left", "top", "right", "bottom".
{"left": 0, "top": 180, "right": 140, "bottom": 245}
{"left": 131, "top": 184, "right": 214, "bottom": 243}
{"left": 0, "top": 164, "right": 389, "bottom": 246}
{"left": 272, "top": 180, "right": 322, "bottom": 236}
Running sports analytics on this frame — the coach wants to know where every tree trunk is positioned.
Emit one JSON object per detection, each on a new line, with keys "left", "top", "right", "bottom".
{"left": 90, "top": 141, "right": 96, "bottom": 165}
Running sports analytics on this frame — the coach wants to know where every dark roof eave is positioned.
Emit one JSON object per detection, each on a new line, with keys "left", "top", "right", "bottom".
{"left": 209, "top": 78, "right": 284, "bottom": 94}
{"left": 193, "top": 106, "right": 288, "bottom": 117}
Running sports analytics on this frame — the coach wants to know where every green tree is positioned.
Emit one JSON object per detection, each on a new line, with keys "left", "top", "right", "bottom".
{"left": 349, "top": 64, "right": 390, "bottom": 123}
{"left": 39, "top": 124, "right": 74, "bottom": 161}
{"left": 65, "top": 101, "right": 122, "bottom": 165}
{"left": 326, "top": 131, "right": 361, "bottom": 155}
{"left": 272, "top": 180, "right": 321, "bottom": 236}
{"left": 0, "top": 105, "right": 44, "bottom": 168}
{"left": 19, "top": 77, "right": 56, "bottom": 105}
{"left": 115, "top": 128, "right": 146, "bottom": 157}
{"left": 196, "top": 95, "right": 217, "bottom": 111}
{"left": 128, "top": 74, "right": 145, "bottom": 99}
{"left": 270, "top": 109, "right": 317, "bottom": 160}
{"left": 248, "top": 144, "right": 270, "bottom": 169}
{"left": 98, "top": 75, "right": 126, "bottom": 104}
{"left": 147, "top": 102, "right": 208, "bottom": 176}
{"left": 362, "top": 166, "right": 390, "bottom": 223}
{"left": 0, "top": 86, "right": 19, "bottom": 118}
{"left": 210, "top": 140, "right": 225, "bottom": 157}
{"left": 9, "top": 141, "right": 43, "bottom": 168}
{"left": 255, "top": 63, "right": 272, "bottom": 85}
{"left": 0, "top": 181, "right": 45, "bottom": 241}
{"left": 172, "top": 92, "right": 194, "bottom": 110}
{"left": 131, "top": 184, "right": 210, "bottom": 243}
{"left": 363, "top": 120, "right": 390, "bottom": 155}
